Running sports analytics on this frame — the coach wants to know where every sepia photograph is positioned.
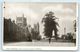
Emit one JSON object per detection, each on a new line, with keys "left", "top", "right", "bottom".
{"left": 3, "top": 2, "right": 77, "bottom": 50}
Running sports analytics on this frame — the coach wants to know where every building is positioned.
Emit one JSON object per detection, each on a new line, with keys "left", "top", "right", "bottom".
{"left": 34, "top": 23, "right": 39, "bottom": 33}
{"left": 16, "top": 14, "right": 27, "bottom": 28}
{"left": 16, "top": 14, "right": 28, "bottom": 41}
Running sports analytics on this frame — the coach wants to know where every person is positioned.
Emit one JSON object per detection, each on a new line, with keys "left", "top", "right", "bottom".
{"left": 49, "top": 37, "right": 51, "bottom": 44}
{"left": 42, "top": 11, "right": 59, "bottom": 43}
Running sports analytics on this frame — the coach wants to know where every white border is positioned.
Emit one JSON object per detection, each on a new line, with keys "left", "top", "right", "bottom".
{"left": 3, "top": 46, "right": 77, "bottom": 50}
{"left": 2, "top": 2, "right": 78, "bottom": 50}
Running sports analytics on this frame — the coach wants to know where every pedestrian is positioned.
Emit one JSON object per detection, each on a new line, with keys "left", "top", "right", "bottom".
{"left": 49, "top": 38, "right": 51, "bottom": 44}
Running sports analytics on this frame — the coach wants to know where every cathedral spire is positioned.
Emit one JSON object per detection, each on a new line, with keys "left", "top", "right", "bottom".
{"left": 22, "top": 14, "right": 24, "bottom": 18}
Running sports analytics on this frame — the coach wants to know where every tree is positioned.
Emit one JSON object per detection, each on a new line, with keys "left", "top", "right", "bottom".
{"left": 73, "top": 20, "right": 76, "bottom": 44}
{"left": 42, "top": 11, "right": 59, "bottom": 43}
{"left": 67, "top": 33, "right": 73, "bottom": 40}
{"left": 74, "top": 20, "right": 76, "bottom": 32}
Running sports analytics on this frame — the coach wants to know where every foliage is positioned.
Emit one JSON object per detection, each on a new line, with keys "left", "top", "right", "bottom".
{"left": 42, "top": 11, "right": 59, "bottom": 40}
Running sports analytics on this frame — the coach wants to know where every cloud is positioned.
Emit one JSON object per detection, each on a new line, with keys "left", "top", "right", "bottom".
{"left": 4, "top": 3, "right": 76, "bottom": 37}
{"left": 42, "top": 5, "right": 74, "bottom": 15}
{"left": 5, "top": 5, "right": 39, "bottom": 27}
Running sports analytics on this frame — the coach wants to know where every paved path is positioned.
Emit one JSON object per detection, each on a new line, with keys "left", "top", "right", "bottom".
{"left": 4, "top": 41, "right": 75, "bottom": 47}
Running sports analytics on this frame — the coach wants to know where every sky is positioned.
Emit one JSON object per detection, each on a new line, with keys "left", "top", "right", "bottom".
{"left": 3, "top": 2, "right": 76, "bottom": 37}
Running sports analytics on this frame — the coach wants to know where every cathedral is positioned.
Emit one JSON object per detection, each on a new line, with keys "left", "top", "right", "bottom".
{"left": 16, "top": 14, "right": 27, "bottom": 28}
